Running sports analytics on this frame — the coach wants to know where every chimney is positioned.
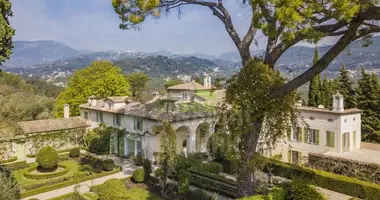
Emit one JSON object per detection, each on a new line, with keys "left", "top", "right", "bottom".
{"left": 125, "top": 98, "right": 133, "bottom": 110}
{"left": 88, "top": 97, "right": 92, "bottom": 106}
{"left": 203, "top": 74, "right": 211, "bottom": 89}
{"left": 332, "top": 92, "right": 344, "bottom": 112}
{"left": 64, "top": 104, "right": 70, "bottom": 118}
{"left": 91, "top": 96, "right": 97, "bottom": 107}
{"left": 295, "top": 100, "right": 303, "bottom": 107}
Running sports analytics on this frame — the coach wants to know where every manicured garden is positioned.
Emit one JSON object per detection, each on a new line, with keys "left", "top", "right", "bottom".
{"left": 3, "top": 146, "right": 121, "bottom": 198}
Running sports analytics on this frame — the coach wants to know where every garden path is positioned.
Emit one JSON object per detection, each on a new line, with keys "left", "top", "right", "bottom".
{"left": 22, "top": 159, "right": 137, "bottom": 200}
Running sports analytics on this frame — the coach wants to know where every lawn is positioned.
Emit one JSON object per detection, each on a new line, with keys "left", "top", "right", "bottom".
{"left": 195, "top": 90, "right": 217, "bottom": 100}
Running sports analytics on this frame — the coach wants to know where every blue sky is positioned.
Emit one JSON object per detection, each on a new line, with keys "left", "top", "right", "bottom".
{"left": 10, "top": 0, "right": 335, "bottom": 55}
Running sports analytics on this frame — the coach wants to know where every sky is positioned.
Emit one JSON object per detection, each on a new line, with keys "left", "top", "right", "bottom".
{"left": 10, "top": 0, "right": 336, "bottom": 56}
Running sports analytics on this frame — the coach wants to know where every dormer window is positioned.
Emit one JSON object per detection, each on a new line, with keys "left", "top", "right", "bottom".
{"left": 182, "top": 92, "right": 188, "bottom": 100}
{"left": 134, "top": 117, "right": 143, "bottom": 131}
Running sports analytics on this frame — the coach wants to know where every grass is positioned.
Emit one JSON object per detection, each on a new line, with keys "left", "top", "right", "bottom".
{"left": 179, "top": 102, "right": 216, "bottom": 113}
{"left": 13, "top": 159, "right": 82, "bottom": 188}
{"left": 124, "top": 187, "right": 162, "bottom": 200}
{"left": 195, "top": 90, "right": 217, "bottom": 100}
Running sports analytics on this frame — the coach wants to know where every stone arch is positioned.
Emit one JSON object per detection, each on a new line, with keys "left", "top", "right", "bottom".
{"left": 175, "top": 126, "right": 191, "bottom": 155}
{"left": 195, "top": 122, "right": 211, "bottom": 152}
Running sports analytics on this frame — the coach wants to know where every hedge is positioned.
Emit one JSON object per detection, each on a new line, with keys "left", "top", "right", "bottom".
{"left": 26, "top": 148, "right": 79, "bottom": 158}
{"left": 1, "top": 160, "right": 29, "bottom": 170}
{"left": 0, "top": 156, "right": 17, "bottom": 164}
{"left": 308, "top": 153, "right": 380, "bottom": 184}
{"left": 21, "top": 166, "right": 121, "bottom": 198}
{"left": 265, "top": 158, "right": 380, "bottom": 200}
{"left": 23, "top": 164, "right": 70, "bottom": 179}
{"left": 189, "top": 171, "right": 237, "bottom": 198}
{"left": 188, "top": 167, "right": 236, "bottom": 187}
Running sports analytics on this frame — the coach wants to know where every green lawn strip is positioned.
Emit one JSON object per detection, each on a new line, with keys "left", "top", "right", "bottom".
{"left": 0, "top": 156, "right": 17, "bottom": 164}
{"left": 124, "top": 187, "right": 162, "bottom": 200}
{"left": 82, "top": 192, "right": 98, "bottom": 200}
{"left": 195, "top": 90, "right": 217, "bottom": 99}
{"left": 20, "top": 167, "right": 121, "bottom": 198}
{"left": 48, "top": 192, "right": 77, "bottom": 200}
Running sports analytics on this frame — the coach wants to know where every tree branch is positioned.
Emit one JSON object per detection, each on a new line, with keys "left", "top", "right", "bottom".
{"left": 269, "top": 20, "right": 363, "bottom": 99}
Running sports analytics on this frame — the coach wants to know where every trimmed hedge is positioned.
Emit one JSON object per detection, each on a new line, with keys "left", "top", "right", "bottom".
{"left": 36, "top": 146, "right": 59, "bottom": 169}
{"left": 188, "top": 167, "right": 236, "bottom": 187}
{"left": 102, "top": 159, "right": 115, "bottom": 171}
{"left": 0, "top": 156, "right": 17, "bottom": 164}
{"left": 23, "top": 164, "right": 70, "bottom": 179}
{"left": 189, "top": 171, "right": 237, "bottom": 198}
{"left": 21, "top": 167, "right": 121, "bottom": 198}
{"left": 1, "top": 160, "right": 29, "bottom": 170}
{"left": 27, "top": 147, "right": 80, "bottom": 158}
{"left": 133, "top": 168, "right": 145, "bottom": 183}
{"left": 308, "top": 153, "right": 380, "bottom": 184}
{"left": 69, "top": 148, "right": 80, "bottom": 158}
{"left": 265, "top": 158, "right": 380, "bottom": 200}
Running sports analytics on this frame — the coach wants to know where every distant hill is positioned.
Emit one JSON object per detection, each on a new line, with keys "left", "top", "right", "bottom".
{"left": 4, "top": 40, "right": 83, "bottom": 67}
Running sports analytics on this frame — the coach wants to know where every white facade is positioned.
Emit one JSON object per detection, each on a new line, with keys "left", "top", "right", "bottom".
{"left": 271, "top": 96, "right": 362, "bottom": 164}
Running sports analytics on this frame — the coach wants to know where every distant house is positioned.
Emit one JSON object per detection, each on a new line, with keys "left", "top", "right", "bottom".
{"left": 270, "top": 92, "right": 362, "bottom": 164}
{"left": 167, "top": 74, "right": 220, "bottom": 104}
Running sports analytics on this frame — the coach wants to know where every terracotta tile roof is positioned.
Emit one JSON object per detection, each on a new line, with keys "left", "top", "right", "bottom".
{"left": 297, "top": 106, "right": 362, "bottom": 115}
{"left": 104, "top": 96, "right": 130, "bottom": 103}
{"left": 17, "top": 117, "right": 90, "bottom": 134}
{"left": 167, "top": 81, "right": 210, "bottom": 91}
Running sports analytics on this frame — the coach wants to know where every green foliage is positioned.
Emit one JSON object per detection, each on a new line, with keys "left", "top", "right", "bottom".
{"left": 36, "top": 146, "right": 58, "bottom": 169}
{"left": 143, "top": 158, "right": 152, "bottom": 180}
{"left": 186, "top": 189, "right": 211, "bottom": 200}
{"left": 85, "top": 123, "right": 113, "bottom": 154}
{"left": 194, "top": 76, "right": 202, "bottom": 84}
{"left": 287, "top": 180, "right": 326, "bottom": 200}
{"left": 102, "top": 159, "right": 115, "bottom": 171}
{"left": 320, "top": 77, "right": 334, "bottom": 109}
{"left": 96, "top": 179, "right": 128, "bottom": 200}
{"left": 125, "top": 72, "right": 149, "bottom": 99}
{"left": 164, "top": 79, "right": 183, "bottom": 90}
{"left": 55, "top": 61, "right": 131, "bottom": 117}
{"left": 133, "top": 154, "right": 144, "bottom": 166}
{"left": 132, "top": 168, "right": 145, "bottom": 183}
{"left": 0, "top": 166, "right": 20, "bottom": 200}
{"left": 69, "top": 148, "right": 80, "bottom": 158}
{"left": 356, "top": 67, "right": 380, "bottom": 143}
{"left": 49, "top": 192, "right": 86, "bottom": 200}
{"left": 238, "top": 187, "right": 286, "bottom": 200}
{"left": 0, "top": 0, "right": 15, "bottom": 65}
{"left": 23, "top": 164, "right": 69, "bottom": 180}
{"left": 308, "top": 47, "right": 323, "bottom": 107}
{"left": 335, "top": 65, "right": 356, "bottom": 109}
{"left": 178, "top": 169, "right": 190, "bottom": 195}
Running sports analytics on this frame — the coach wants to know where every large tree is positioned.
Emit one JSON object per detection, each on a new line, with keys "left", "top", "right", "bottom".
{"left": 336, "top": 65, "right": 356, "bottom": 109}
{"left": 112, "top": 0, "right": 380, "bottom": 197}
{"left": 356, "top": 68, "right": 380, "bottom": 143}
{"left": 0, "top": 0, "right": 15, "bottom": 65}
{"left": 55, "top": 61, "right": 131, "bottom": 117}
{"left": 125, "top": 72, "right": 149, "bottom": 100}
{"left": 0, "top": 166, "right": 20, "bottom": 200}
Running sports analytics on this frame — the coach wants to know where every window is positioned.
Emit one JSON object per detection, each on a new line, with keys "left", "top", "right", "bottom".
{"left": 108, "top": 102, "right": 112, "bottom": 109}
{"left": 307, "top": 129, "right": 319, "bottom": 145}
{"left": 136, "top": 141, "right": 142, "bottom": 155}
{"left": 134, "top": 117, "right": 143, "bottom": 131}
{"left": 309, "top": 116, "right": 315, "bottom": 120}
{"left": 182, "top": 92, "right": 188, "bottom": 100}
{"left": 96, "top": 112, "right": 103, "bottom": 122}
{"left": 327, "top": 118, "right": 334, "bottom": 123}
{"left": 292, "top": 128, "right": 300, "bottom": 141}
{"left": 84, "top": 112, "right": 88, "bottom": 120}
{"left": 113, "top": 114, "right": 121, "bottom": 126}
{"left": 326, "top": 131, "right": 335, "bottom": 147}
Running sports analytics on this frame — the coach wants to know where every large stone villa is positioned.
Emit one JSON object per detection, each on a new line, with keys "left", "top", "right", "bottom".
{"left": 2, "top": 76, "right": 380, "bottom": 167}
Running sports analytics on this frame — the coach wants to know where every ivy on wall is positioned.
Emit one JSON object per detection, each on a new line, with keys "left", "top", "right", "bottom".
{"left": 0, "top": 142, "right": 13, "bottom": 160}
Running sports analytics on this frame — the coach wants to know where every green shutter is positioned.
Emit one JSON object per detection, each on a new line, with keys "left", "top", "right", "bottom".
{"left": 288, "top": 150, "right": 291, "bottom": 163}
{"left": 129, "top": 139, "right": 136, "bottom": 156}
{"left": 133, "top": 118, "right": 137, "bottom": 130}
{"left": 113, "top": 115, "right": 116, "bottom": 126}
{"left": 304, "top": 128, "right": 308, "bottom": 143}
{"left": 327, "top": 131, "right": 335, "bottom": 147}
{"left": 118, "top": 132, "right": 125, "bottom": 156}
{"left": 298, "top": 152, "right": 302, "bottom": 165}
{"left": 298, "top": 127, "right": 302, "bottom": 141}
{"left": 353, "top": 131, "right": 356, "bottom": 148}
{"left": 316, "top": 130, "right": 320, "bottom": 145}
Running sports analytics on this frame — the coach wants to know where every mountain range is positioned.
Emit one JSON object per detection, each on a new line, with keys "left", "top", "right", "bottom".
{"left": 2, "top": 38, "right": 380, "bottom": 82}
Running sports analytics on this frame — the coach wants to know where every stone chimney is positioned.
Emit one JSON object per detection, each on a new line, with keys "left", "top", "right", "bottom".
{"left": 88, "top": 97, "right": 92, "bottom": 106}
{"left": 332, "top": 92, "right": 344, "bottom": 112}
{"left": 203, "top": 74, "right": 211, "bottom": 89}
{"left": 64, "top": 104, "right": 70, "bottom": 118}
{"left": 91, "top": 96, "right": 97, "bottom": 107}
{"left": 295, "top": 100, "right": 303, "bottom": 107}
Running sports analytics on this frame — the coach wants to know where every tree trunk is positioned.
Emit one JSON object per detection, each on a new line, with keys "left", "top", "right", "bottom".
{"left": 239, "top": 47, "right": 251, "bottom": 67}
{"left": 236, "top": 120, "right": 262, "bottom": 198}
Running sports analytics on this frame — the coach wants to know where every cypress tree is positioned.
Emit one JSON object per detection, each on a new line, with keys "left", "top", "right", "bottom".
{"left": 321, "top": 77, "right": 333, "bottom": 109}
{"left": 356, "top": 68, "right": 380, "bottom": 143}
{"left": 308, "top": 46, "right": 322, "bottom": 107}
{"left": 336, "top": 65, "right": 356, "bottom": 109}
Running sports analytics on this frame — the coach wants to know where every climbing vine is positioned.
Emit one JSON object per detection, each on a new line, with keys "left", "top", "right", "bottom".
{"left": 0, "top": 142, "right": 12, "bottom": 160}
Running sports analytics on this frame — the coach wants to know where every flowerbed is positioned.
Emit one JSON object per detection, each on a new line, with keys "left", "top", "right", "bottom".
{"left": 23, "top": 164, "right": 70, "bottom": 179}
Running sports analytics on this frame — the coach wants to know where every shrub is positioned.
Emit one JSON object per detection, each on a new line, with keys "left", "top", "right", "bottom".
{"left": 23, "top": 164, "right": 69, "bottom": 179}
{"left": 186, "top": 189, "right": 211, "bottom": 200}
{"left": 178, "top": 170, "right": 191, "bottom": 195}
{"left": 0, "top": 156, "right": 17, "bottom": 164}
{"left": 220, "top": 159, "right": 238, "bottom": 175}
{"left": 208, "top": 162, "right": 223, "bottom": 174}
{"left": 287, "top": 180, "right": 326, "bottom": 200}
{"left": 96, "top": 179, "right": 128, "bottom": 200}
{"left": 36, "top": 146, "right": 59, "bottom": 169}
{"left": 143, "top": 159, "right": 152, "bottom": 180}
{"left": 69, "top": 148, "right": 80, "bottom": 158}
{"left": 102, "top": 159, "right": 115, "bottom": 171}
{"left": 238, "top": 187, "right": 286, "bottom": 200}
{"left": 132, "top": 168, "right": 145, "bottom": 183}
{"left": 1, "top": 161, "right": 28, "bottom": 171}
{"left": 0, "top": 166, "right": 21, "bottom": 200}
{"left": 133, "top": 154, "right": 144, "bottom": 166}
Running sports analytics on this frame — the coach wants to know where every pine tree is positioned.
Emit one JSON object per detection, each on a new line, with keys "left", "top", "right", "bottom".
{"left": 308, "top": 46, "right": 322, "bottom": 107}
{"left": 336, "top": 65, "right": 356, "bottom": 109}
{"left": 356, "top": 68, "right": 380, "bottom": 143}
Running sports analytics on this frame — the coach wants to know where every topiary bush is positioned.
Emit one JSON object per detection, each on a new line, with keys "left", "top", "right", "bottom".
{"left": 96, "top": 179, "right": 128, "bottom": 200}
{"left": 102, "top": 159, "right": 115, "bottom": 171}
{"left": 36, "top": 146, "right": 59, "bottom": 169}
{"left": 69, "top": 148, "right": 80, "bottom": 158}
{"left": 143, "top": 159, "right": 152, "bottom": 180}
{"left": 132, "top": 168, "right": 145, "bottom": 183}
{"left": 287, "top": 180, "right": 326, "bottom": 200}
